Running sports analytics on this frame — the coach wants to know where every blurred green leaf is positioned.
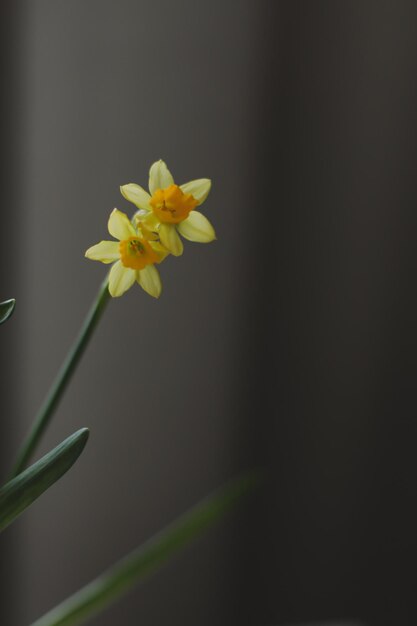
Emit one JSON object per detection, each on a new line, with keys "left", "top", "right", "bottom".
{"left": 0, "top": 298, "right": 15, "bottom": 325}
{"left": 0, "top": 428, "right": 89, "bottom": 532}
{"left": 30, "top": 472, "right": 259, "bottom": 626}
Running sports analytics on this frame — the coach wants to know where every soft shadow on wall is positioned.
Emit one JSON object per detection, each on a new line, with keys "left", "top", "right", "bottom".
{"left": 0, "top": 2, "right": 25, "bottom": 625}
{"left": 244, "top": 2, "right": 417, "bottom": 626}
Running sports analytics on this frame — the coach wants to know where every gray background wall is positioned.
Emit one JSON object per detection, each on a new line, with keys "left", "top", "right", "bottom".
{"left": 2, "top": 1, "right": 417, "bottom": 626}
{"left": 2, "top": 1, "right": 265, "bottom": 625}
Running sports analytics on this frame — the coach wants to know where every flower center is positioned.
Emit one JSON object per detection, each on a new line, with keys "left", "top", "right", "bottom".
{"left": 150, "top": 184, "right": 198, "bottom": 224}
{"left": 119, "top": 236, "right": 159, "bottom": 270}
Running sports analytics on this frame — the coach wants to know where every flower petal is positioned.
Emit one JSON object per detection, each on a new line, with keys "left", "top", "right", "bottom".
{"left": 180, "top": 179, "right": 211, "bottom": 205}
{"left": 135, "top": 211, "right": 160, "bottom": 231}
{"left": 137, "top": 264, "right": 162, "bottom": 298}
{"left": 85, "top": 240, "right": 120, "bottom": 264}
{"left": 108, "top": 260, "right": 136, "bottom": 297}
{"left": 159, "top": 223, "right": 183, "bottom": 256}
{"left": 108, "top": 209, "right": 136, "bottom": 241}
{"left": 150, "top": 241, "right": 170, "bottom": 263}
{"left": 177, "top": 211, "right": 216, "bottom": 243}
{"left": 149, "top": 160, "right": 174, "bottom": 194}
{"left": 120, "top": 184, "right": 152, "bottom": 211}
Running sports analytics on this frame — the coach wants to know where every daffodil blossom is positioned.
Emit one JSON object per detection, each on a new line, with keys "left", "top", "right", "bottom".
{"left": 120, "top": 160, "right": 216, "bottom": 257}
{"left": 85, "top": 209, "right": 167, "bottom": 298}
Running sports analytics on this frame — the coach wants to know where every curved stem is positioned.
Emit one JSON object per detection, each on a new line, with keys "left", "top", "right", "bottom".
{"left": 29, "top": 473, "right": 258, "bottom": 626}
{"left": 11, "top": 276, "right": 111, "bottom": 478}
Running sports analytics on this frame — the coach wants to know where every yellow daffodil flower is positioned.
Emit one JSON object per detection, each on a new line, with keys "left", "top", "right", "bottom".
{"left": 120, "top": 160, "right": 216, "bottom": 257}
{"left": 85, "top": 209, "right": 168, "bottom": 298}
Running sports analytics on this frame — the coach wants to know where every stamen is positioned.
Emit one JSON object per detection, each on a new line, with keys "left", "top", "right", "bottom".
{"left": 150, "top": 185, "right": 198, "bottom": 224}
{"left": 120, "top": 236, "right": 159, "bottom": 270}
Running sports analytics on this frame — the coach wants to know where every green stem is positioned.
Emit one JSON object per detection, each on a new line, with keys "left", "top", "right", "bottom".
{"left": 29, "top": 473, "right": 258, "bottom": 626}
{"left": 11, "top": 276, "right": 111, "bottom": 478}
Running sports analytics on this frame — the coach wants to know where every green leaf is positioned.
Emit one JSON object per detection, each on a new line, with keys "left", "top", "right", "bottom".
{"left": 0, "top": 298, "right": 15, "bottom": 325}
{"left": 0, "top": 428, "right": 89, "bottom": 532}
{"left": 30, "top": 472, "right": 260, "bottom": 626}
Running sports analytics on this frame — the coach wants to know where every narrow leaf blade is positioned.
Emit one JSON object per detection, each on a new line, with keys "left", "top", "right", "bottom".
{"left": 0, "top": 428, "right": 89, "bottom": 532}
{"left": 0, "top": 298, "right": 15, "bottom": 325}
{"left": 30, "top": 472, "right": 259, "bottom": 626}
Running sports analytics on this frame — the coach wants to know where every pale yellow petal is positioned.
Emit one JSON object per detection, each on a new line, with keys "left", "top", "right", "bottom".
{"left": 177, "top": 211, "right": 216, "bottom": 243}
{"left": 137, "top": 264, "right": 162, "bottom": 298}
{"left": 108, "top": 260, "right": 136, "bottom": 297}
{"left": 180, "top": 179, "right": 211, "bottom": 205}
{"left": 138, "top": 223, "right": 159, "bottom": 241}
{"left": 134, "top": 211, "right": 160, "bottom": 231}
{"left": 120, "top": 184, "right": 151, "bottom": 211}
{"left": 149, "top": 160, "right": 174, "bottom": 194}
{"left": 159, "top": 223, "right": 183, "bottom": 256}
{"left": 108, "top": 209, "right": 136, "bottom": 241}
{"left": 85, "top": 240, "right": 120, "bottom": 264}
{"left": 150, "top": 241, "right": 170, "bottom": 263}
